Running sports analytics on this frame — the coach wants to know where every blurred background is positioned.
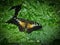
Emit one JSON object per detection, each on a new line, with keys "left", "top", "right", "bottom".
{"left": 0, "top": 0, "right": 60, "bottom": 45}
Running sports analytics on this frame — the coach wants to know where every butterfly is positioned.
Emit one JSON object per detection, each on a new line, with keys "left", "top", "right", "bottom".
{"left": 6, "top": 4, "right": 42, "bottom": 33}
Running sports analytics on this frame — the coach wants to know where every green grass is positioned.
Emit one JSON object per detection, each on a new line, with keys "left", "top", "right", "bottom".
{"left": 0, "top": 0, "right": 60, "bottom": 45}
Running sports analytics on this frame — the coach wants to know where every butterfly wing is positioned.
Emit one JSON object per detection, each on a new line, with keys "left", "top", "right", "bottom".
{"left": 26, "top": 23, "right": 42, "bottom": 33}
{"left": 18, "top": 25, "right": 24, "bottom": 32}
{"left": 18, "top": 20, "right": 26, "bottom": 32}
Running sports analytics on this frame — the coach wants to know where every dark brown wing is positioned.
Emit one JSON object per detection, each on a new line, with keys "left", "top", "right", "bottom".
{"left": 27, "top": 25, "right": 42, "bottom": 33}
{"left": 18, "top": 20, "right": 42, "bottom": 33}
{"left": 9, "top": 4, "right": 22, "bottom": 18}
{"left": 18, "top": 25, "right": 24, "bottom": 32}
{"left": 18, "top": 20, "right": 26, "bottom": 32}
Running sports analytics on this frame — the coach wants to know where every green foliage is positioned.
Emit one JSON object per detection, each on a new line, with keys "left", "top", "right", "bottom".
{"left": 0, "top": 0, "right": 60, "bottom": 45}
